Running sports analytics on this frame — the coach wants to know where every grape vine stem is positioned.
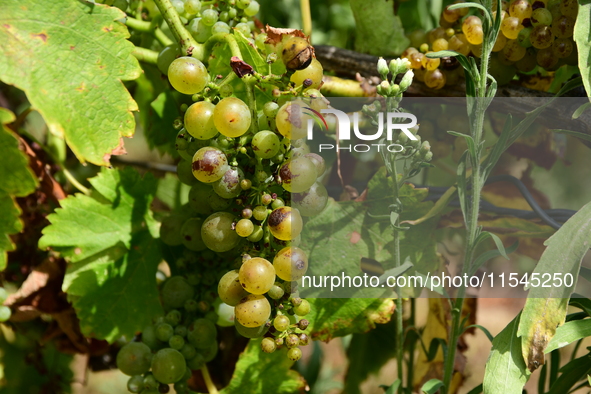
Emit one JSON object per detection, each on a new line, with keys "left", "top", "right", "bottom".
{"left": 201, "top": 365, "right": 219, "bottom": 394}
{"left": 132, "top": 47, "right": 159, "bottom": 64}
{"left": 300, "top": 0, "right": 312, "bottom": 39}
{"left": 152, "top": 0, "right": 199, "bottom": 56}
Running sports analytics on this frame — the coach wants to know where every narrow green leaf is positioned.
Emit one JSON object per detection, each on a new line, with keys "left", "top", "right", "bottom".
{"left": 421, "top": 379, "right": 444, "bottom": 394}
{"left": 545, "top": 319, "right": 591, "bottom": 354}
{"left": 0, "top": 0, "right": 141, "bottom": 165}
{"left": 546, "top": 354, "right": 591, "bottom": 394}
{"left": 482, "top": 114, "right": 512, "bottom": 179}
{"left": 469, "top": 241, "right": 518, "bottom": 276}
{"left": 474, "top": 231, "right": 509, "bottom": 259}
{"left": 383, "top": 379, "right": 401, "bottom": 394}
{"left": 466, "top": 384, "right": 483, "bottom": 394}
{"left": 456, "top": 151, "right": 469, "bottom": 227}
{"left": 572, "top": 102, "right": 591, "bottom": 119}
{"left": 401, "top": 186, "right": 456, "bottom": 226}
{"left": 39, "top": 167, "right": 162, "bottom": 342}
{"left": 448, "top": 130, "right": 477, "bottom": 163}
{"left": 220, "top": 338, "right": 305, "bottom": 394}
{"left": 573, "top": 1, "right": 591, "bottom": 98}
{"left": 550, "top": 129, "right": 591, "bottom": 144}
{"left": 517, "top": 200, "right": 591, "bottom": 372}
{"left": 465, "top": 324, "right": 494, "bottom": 343}
{"left": 569, "top": 297, "right": 591, "bottom": 317}
{"left": 483, "top": 313, "right": 531, "bottom": 394}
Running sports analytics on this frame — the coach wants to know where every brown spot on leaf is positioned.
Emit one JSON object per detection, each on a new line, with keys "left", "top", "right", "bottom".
{"left": 70, "top": 45, "right": 75, "bottom": 50}
{"left": 264, "top": 25, "right": 307, "bottom": 45}
{"left": 349, "top": 231, "right": 361, "bottom": 244}
{"left": 230, "top": 56, "right": 254, "bottom": 78}
{"left": 102, "top": 26, "right": 112, "bottom": 33}
{"left": 31, "top": 32, "right": 48, "bottom": 43}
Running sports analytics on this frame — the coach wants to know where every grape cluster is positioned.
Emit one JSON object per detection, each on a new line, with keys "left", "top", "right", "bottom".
{"left": 402, "top": 0, "right": 578, "bottom": 90}
{"left": 0, "top": 287, "right": 10, "bottom": 322}
{"left": 116, "top": 1, "right": 330, "bottom": 391}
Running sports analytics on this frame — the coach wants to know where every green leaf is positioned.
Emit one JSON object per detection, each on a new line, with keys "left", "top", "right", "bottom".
{"left": 421, "top": 379, "right": 444, "bottom": 394}
{"left": 0, "top": 107, "right": 37, "bottom": 270}
{"left": 344, "top": 319, "right": 397, "bottom": 394}
{"left": 574, "top": 0, "right": 591, "bottom": 98}
{"left": 474, "top": 231, "right": 509, "bottom": 260}
{"left": 546, "top": 354, "right": 591, "bottom": 394}
{"left": 517, "top": 200, "right": 591, "bottom": 372}
{"left": 349, "top": 0, "right": 409, "bottom": 56}
{"left": 39, "top": 167, "right": 162, "bottom": 342}
{"left": 0, "top": 0, "right": 141, "bottom": 166}
{"left": 572, "top": 102, "right": 591, "bottom": 119}
{"left": 383, "top": 379, "right": 401, "bottom": 394}
{"left": 307, "top": 298, "right": 394, "bottom": 342}
{"left": 550, "top": 129, "right": 591, "bottom": 144}
{"left": 545, "top": 319, "right": 591, "bottom": 354}
{"left": 220, "top": 338, "right": 305, "bottom": 394}
{"left": 483, "top": 313, "right": 531, "bottom": 394}
{"left": 156, "top": 172, "right": 190, "bottom": 210}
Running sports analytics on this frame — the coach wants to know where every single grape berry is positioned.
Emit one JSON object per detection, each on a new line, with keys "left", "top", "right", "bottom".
{"left": 162, "top": 276, "right": 195, "bottom": 310}
{"left": 281, "top": 36, "right": 313, "bottom": 70}
{"left": 168, "top": 57, "right": 209, "bottom": 95}
{"left": 234, "top": 294, "right": 271, "bottom": 328}
{"left": 218, "top": 270, "right": 249, "bottom": 306}
{"left": 184, "top": 101, "right": 217, "bottom": 140}
{"left": 252, "top": 130, "right": 281, "bottom": 159}
{"left": 273, "top": 315, "right": 291, "bottom": 331}
{"left": 261, "top": 337, "right": 277, "bottom": 353}
{"left": 268, "top": 207, "right": 304, "bottom": 241}
{"left": 293, "top": 299, "right": 311, "bottom": 316}
{"left": 279, "top": 156, "right": 317, "bottom": 193}
{"left": 192, "top": 147, "right": 229, "bottom": 183}
{"left": 239, "top": 257, "right": 276, "bottom": 295}
{"left": 116, "top": 342, "right": 152, "bottom": 376}
{"left": 285, "top": 333, "right": 300, "bottom": 348}
{"left": 151, "top": 348, "right": 186, "bottom": 384}
{"left": 290, "top": 58, "right": 324, "bottom": 89}
{"left": 187, "top": 318, "right": 217, "bottom": 349}
{"left": 236, "top": 218, "right": 255, "bottom": 237}
{"left": 201, "top": 212, "right": 241, "bottom": 252}
{"left": 235, "top": 319, "right": 269, "bottom": 338}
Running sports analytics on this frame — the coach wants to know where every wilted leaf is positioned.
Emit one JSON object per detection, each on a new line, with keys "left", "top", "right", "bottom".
{"left": 39, "top": 168, "right": 162, "bottom": 342}
{"left": 574, "top": 1, "right": 591, "bottom": 97}
{"left": 0, "top": 0, "right": 141, "bottom": 165}
{"left": 517, "top": 200, "right": 591, "bottom": 372}
{"left": 220, "top": 338, "right": 306, "bottom": 394}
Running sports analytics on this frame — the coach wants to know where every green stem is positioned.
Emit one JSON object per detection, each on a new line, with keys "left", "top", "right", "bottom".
{"left": 201, "top": 365, "right": 219, "bottom": 394}
{"left": 244, "top": 76, "right": 258, "bottom": 135}
{"left": 154, "top": 27, "right": 174, "bottom": 47}
{"left": 132, "top": 47, "right": 159, "bottom": 64}
{"left": 125, "top": 16, "right": 151, "bottom": 32}
{"left": 153, "top": 0, "right": 200, "bottom": 56}
{"left": 63, "top": 169, "right": 90, "bottom": 195}
{"left": 300, "top": 0, "right": 312, "bottom": 38}
{"left": 407, "top": 298, "right": 416, "bottom": 389}
{"left": 203, "top": 33, "right": 243, "bottom": 60}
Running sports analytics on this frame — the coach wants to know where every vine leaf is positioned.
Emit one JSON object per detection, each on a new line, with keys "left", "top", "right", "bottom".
{"left": 574, "top": 0, "right": 591, "bottom": 98}
{"left": 39, "top": 168, "right": 162, "bottom": 342}
{"left": 483, "top": 313, "right": 531, "bottom": 394}
{"left": 0, "top": 0, "right": 141, "bottom": 166}
{"left": 220, "top": 338, "right": 306, "bottom": 393}
{"left": 545, "top": 319, "right": 591, "bottom": 354}
{"left": 0, "top": 108, "right": 38, "bottom": 270}
{"left": 517, "top": 200, "right": 591, "bottom": 372}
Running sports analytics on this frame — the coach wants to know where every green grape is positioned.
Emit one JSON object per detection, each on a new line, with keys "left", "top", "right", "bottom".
{"left": 151, "top": 348, "right": 186, "bottom": 384}
{"left": 228, "top": 7, "right": 238, "bottom": 19}
{"left": 268, "top": 207, "right": 303, "bottom": 241}
{"left": 268, "top": 283, "right": 285, "bottom": 300}
{"left": 299, "top": 333, "right": 310, "bottom": 346}
{"left": 421, "top": 52, "right": 441, "bottom": 71}
{"left": 112, "top": 0, "right": 128, "bottom": 11}
{"left": 202, "top": 340, "right": 219, "bottom": 362}
{"left": 273, "top": 315, "right": 290, "bottom": 331}
{"left": 252, "top": 206, "right": 268, "bottom": 221}
{"left": 530, "top": 25, "right": 554, "bottom": 49}
{"left": 175, "top": 325, "right": 187, "bottom": 337}
{"left": 516, "top": 49, "right": 537, "bottom": 72}
{"left": 285, "top": 333, "right": 300, "bottom": 348}
{"left": 235, "top": 320, "right": 269, "bottom": 338}
{"left": 184, "top": 101, "right": 217, "bottom": 140}
{"left": 462, "top": 16, "right": 483, "bottom": 45}
{"left": 213, "top": 97, "right": 251, "bottom": 138}
{"left": 293, "top": 299, "right": 311, "bottom": 316}
{"left": 201, "top": 9, "right": 219, "bottom": 26}
{"left": 290, "top": 58, "right": 324, "bottom": 89}
{"left": 188, "top": 18, "right": 212, "bottom": 43}
{"left": 159, "top": 214, "right": 186, "bottom": 246}
{"left": 551, "top": 15, "right": 575, "bottom": 38}
{"left": 552, "top": 38, "right": 574, "bottom": 58}
{"left": 530, "top": 8, "right": 552, "bottom": 26}
{"left": 500, "top": 16, "right": 523, "bottom": 39}
{"left": 180, "top": 343, "right": 197, "bottom": 359}
{"left": 252, "top": 130, "right": 281, "bottom": 159}
{"left": 432, "top": 38, "right": 449, "bottom": 51}
{"left": 427, "top": 27, "right": 446, "bottom": 43}
{"left": 263, "top": 102, "right": 279, "bottom": 118}
{"left": 208, "top": 189, "right": 232, "bottom": 211}
{"left": 237, "top": 0, "right": 251, "bottom": 9}
{"left": 536, "top": 47, "right": 558, "bottom": 69}
{"left": 156, "top": 323, "right": 174, "bottom": 342}
{"left": 177, "top": 159, "right": 198, "bottom": 186}
{"left": 180, "top": 217, "right": 207, "bottom": 251}
{"left": 424, "top": 69, "right": 446, "bottom": 90}
{"left": 247, "top": 225, "right": 263, "bottom": 242}
{"left": 216, "top": 301, "right": 235, "bottom": 327}
{"left": 127, "top": 375, "right": 144, "bottom": 393}
{"left": 165, "top": 310, "right": 182, "bottom": 326}
{"left": 448, "top": 34, "right": 471, "bottom": 56}
{"left": 184, "top": 0, "right": 201, "bottom": 14}
{"left": 141, "top": 325, "right": 162, "bottom": 351}
{"left": 143, "top": 374, "right": 158, "bottom": 391}
{"left": 218, "top": 270, "right": 249, "bottom": 306}
{"left": 261, "top": 337, "right": 277, "bottom": 353}
{"left": 188, "top": 182, "right": 213, "bottom": 214}
{"left": 168, "top": 57, "right": 209, "bottom": 95}
{"left": 271, "top": 198, "right": 285, "bottom": 210}
{"left": 238, "top": 257, "right": 275, "bottom": 295}
{"left": 442, "top": 5, "right": 460, "bottom": 23}
{"left": 235, "top": 22, "right": 251, "bottom": 36}
{"left": 212, "top": 21, "right": 231, "bottom": 34}
{"left": 202, "top": 212, "right": 241, "bottom": 252}
{"left": 273, "top": 246, "right": 308, "bottom": 281}
{"left": 493, "top": 32, "right": 508, "bottom": 52}
{"left": 192, "top": 147, "right": 229, "bottom": 183}
{"left": 408, "top": 29, "right": 427, "bottom": 48}
{"left": 279, "top": 156, "right": 317, "bottom": 193}
{"left": 276, "top": 100, "right": 313, "bottom": 140}
{"left": 234, "top": 294, "right": 271, "bottom": 327}
{"left": 186, "top": 353, "right": 206, "bottom": 370}
{"left": 508, "top": 0, "right": 532, "bottom": 20}
{"left": 171, "top": 0, "right": 184, "bottom": 13}
{"left": 517, "top": 27, "right": 532, "bottom": 48}
{"left": 560, "top": 0, "right": 578, "bottom": 17}
{"left": 162, "top": 276, "right": 195, "bottom": 310}
{"left": 236, "top": 219, "right": 254, "bottom": 237}
{"left": 185, "top": 299, "right": 199, "bottom": 312}
{"left": 304, "top": 89, "right": 330, "bottom": 112}
{"left": 293, "top": 182, "right": 328, "bottom": 217}
{"left": 213, "top": 167, "right": 244, "bottom": 199}
{"left": 157, "top": 44, "right": 180, "bottom": 75}
{"left": 116, "top": 342, "right": 152, "bottom": 376}
{"left": 0, "top": 288, "right": 7, "bottom": 304}
{"left": 502, "top": 39, "right": 526, "bottom": 61}
{"left": 169, "top": 335, "right": 185, "bottom": 350}
{"left": 187, "top": 318, "right": 217, "bottom": 349}
{"left": 289, "top": 140, "right": 311, "bottom": 158}
{"left": 244, "top": 0, "right": 260, "bottom": 16}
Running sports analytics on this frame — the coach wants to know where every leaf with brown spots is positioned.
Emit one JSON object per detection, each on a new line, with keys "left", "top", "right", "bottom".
{"left": 0, "top": 0, "right": 141, "bottom": 166}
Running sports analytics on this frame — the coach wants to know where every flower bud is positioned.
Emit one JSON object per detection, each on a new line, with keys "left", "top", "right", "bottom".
{"left": 424, "top": 151, "right": 433, "bottom": 162}
{"left": 377, "top": 57, "right": 389, "bottom": 78}
{"left": 420, "top": 141, "right": 431, "bottom": 156}
{"left": 399, "top": 70, "right": 414, "bottom": 91}
{"left": 377, "top": 80, "right": 390, "bottom": 96}
{"left": 389, "top": 58, "right": 411, "bottom": 75}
